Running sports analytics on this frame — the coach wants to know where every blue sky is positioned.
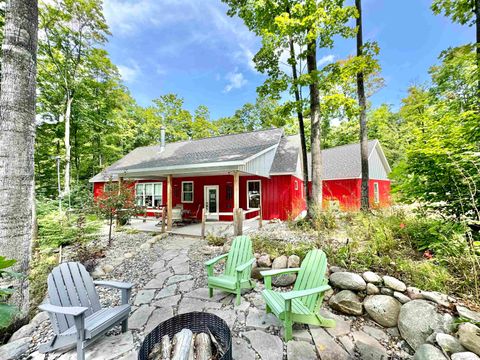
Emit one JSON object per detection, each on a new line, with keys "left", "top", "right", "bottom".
{"left": 103, "top": 0, "right": 473, "bottom": 120}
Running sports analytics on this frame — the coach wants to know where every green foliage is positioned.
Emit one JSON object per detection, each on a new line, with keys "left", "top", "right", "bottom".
{"left": 393, "top": 46, "right": 480, "bottom": 222}
{"left": 206, "top": 234, "right": 227, "bottom": 247}
{"left": 37, "top": 198, "right": 101, "bottom": 249}
{"left": 0, "top": 257, "right": 21, "bottom": 329}
{"left": 316, "top": 208, "right": 480, "bottom": 299}
{"left": 251, "top": 235, "right": 317, "bottom": 260}
{"left": 431, "top": 0, "right": 477, "bottom": 26}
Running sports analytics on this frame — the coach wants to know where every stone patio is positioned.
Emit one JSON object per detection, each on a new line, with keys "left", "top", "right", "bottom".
{"left": 18, "top": 232, "right": 415, "bottom": 360}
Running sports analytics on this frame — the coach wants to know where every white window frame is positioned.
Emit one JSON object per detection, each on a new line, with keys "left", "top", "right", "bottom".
{"left": 181, "top": 181, "right": 194, "bottom": 203}
{"left": 373, "top": 182, "right": 380, "bottom": 204}
{"left": 135, "top": 182, "right": 163, "bottom": 208}
{"left": 246, "top": 180, "right": 262, "bottom": 209}
{"left": 294, "top": 180, "right": 299, "bottom": 191}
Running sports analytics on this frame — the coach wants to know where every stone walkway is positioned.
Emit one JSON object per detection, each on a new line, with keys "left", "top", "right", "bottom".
{"left": 22, "top": 234, "right": 414, "bottom": 360}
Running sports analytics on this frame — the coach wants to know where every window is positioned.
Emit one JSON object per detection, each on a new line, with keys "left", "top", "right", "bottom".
{"left": 294, "top": 180, "right": 299, "bottom": 191}
{"left": 135, "top": 182, "right": 163, "bottom": 207}
{"left": 181, "top": 181, "right": 194, "bottom": 203}
{"left": 247, "top": 180, "right": 261, "bottom": 209}
{"left": 374, "top": 182, "right": 380, "bottom": 204}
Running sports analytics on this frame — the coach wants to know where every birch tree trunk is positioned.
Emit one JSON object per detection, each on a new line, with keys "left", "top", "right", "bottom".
{"left": 289, "top": 38, "right": 310, "bottom": 205}
{"left": 64, "top": 94, "right": 73, "bottom": 195}
{"left": 307, "top": 39, "right": 322, "bottom": 215}
{"left": 356, "top": 0, "right": 369, "bottom": 211}
{"left": 0, "top": 0, "right": 38, "bottom": 316}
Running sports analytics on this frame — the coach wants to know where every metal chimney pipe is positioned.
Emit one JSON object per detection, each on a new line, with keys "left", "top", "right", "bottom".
{"left": 160, "top": 126, "right": 166, "bottom": 152}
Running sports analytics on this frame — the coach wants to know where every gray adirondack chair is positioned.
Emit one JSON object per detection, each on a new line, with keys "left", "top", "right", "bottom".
{"left": 38, "top": 262, "right": 133, "bottom": 360}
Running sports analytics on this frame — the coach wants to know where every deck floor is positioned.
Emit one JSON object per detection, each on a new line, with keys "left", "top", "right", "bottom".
{"left": 127, "top": 218, "right": 260, "bottom": 238}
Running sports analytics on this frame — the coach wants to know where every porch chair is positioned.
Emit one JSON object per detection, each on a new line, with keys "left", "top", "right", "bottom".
{"left": 205, "top": 235, "right": 256, "bottom": 305}
{"left": 261, "top": 249, "right": 336, "bottom": 341}
{"left": 38, "top": 262, "right": 133, "bottom": 360}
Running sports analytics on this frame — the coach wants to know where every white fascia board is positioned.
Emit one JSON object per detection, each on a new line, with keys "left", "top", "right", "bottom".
{"left": 110, "top": 144, "right": 279, "bottom": 176}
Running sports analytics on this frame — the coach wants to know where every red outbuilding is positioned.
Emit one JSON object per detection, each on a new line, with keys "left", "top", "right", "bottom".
{"left": 90, "top": 128, "right": 391, "bottom": 223}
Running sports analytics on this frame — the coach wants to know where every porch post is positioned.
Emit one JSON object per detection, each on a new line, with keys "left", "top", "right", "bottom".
{"left": 233, "top": 171, "right": 240, "bottom": 210}
{"left": 167, "top": 175, "right": 173, "bottom": 231}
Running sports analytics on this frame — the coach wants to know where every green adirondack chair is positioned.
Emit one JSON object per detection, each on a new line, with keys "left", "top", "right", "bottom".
{"left": 261, "top": 249, "right": 336, "bottom": 341}
{"left": 205, "top": 235, "right": 256, "bottom": 305}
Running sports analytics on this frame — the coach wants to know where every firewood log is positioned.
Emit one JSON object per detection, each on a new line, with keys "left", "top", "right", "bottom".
{"left": 207, "top": 328, "right": 224, "bottom": 357}
{"left": 148, "top": 343, "right": 162, "bottom": 360}
{"left": 188, "top": 334, "right": 195, "bottom": 360}
{"left": 160, "top": 335, "right": 171, "bottom": 360}
{"left": 194, "top": 333, "right": 212, "bottom": 360}
{"left": 172, "top": 329, "right": 194, "bottom": 360}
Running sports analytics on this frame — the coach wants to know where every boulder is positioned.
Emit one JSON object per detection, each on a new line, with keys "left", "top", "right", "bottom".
{"left": 257, "top": 254, "right": 272, "bottom": 267}
{"left": 363, "top": 271, "right": 382, "bottom": 284}
{"left": 272, "top": 255, "right": 288, "bottom": 269}
{"left": 0, "top": 337, "right": 31, "bottom": 360}
{"left": 413, "top": 344, "right": 448, "bottom": 360}
{"left": 251, "top": 267, "right": 270, "bottom": 280}
{"left": 398, "top": 300, "right": 445, "bottom": 350}
{"left": 272, "top": 273, "right": 296, "bottom": 287}
{"left": 436, "top": 333, "right": 466, "bottom": 354}
{"left": 458, "top": 323, "right": 480, "bottom": 356}
{"left": 352, "top": 331, "right": 388, "bottom": 360}
{"left": 380, "top": 287, "right": 393, "bottom": 296}
{"left": 366, "top": 283, "right": 380, "bottom": 295}
{"left": 422, "top": 291, "right": 450, "bottom": 307}
{"left": 394, "top": 291, "right": 411, "bottom": 304}
{"left": 329, "top": 272, "right": 367, "bottom": 291}
{"left": 452, "top": 352, "right": 480, "bottom": 360}
{"left": 457, "top": 306, "right": 480, "bottom": 323}
{"left": 329, "top": 290, "right": 363, "bottom": 316}
{"left": 288, "top": 255, "right": 300, "bottom": 268}
{"left": 407, "top": 286, "right": 424, "bottom": 300}
{"left": 330, "top": 266, "right": 347, "bottom": 273}
{"left": 364, "top": 295, "right": 401, "bottom": 327}
{"left": 382, "top": 276, "right": 406, "bottom": 292}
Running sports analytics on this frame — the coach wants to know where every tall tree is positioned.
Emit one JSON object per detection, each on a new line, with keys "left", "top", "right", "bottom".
{"left": 38, "top": 0, "right": 109, "bottom": 196}
{"left": 356, "top": 0, "right": 369, "bottom": 211}
{"left": 432, "top": 0, "right": 480, "bottom": 99}
{"left": 0, "top": 0, "right": 38, "bottom": 316}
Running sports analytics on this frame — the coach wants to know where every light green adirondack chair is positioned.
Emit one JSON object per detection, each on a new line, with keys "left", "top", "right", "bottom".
{"left": 261, "top": 249, "right": 335, "bottom": 341}
{"left": 205, "top": 235, "right": 256, "bottom": 305}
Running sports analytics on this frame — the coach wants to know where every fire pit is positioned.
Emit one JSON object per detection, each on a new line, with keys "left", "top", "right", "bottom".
{"left": 138, "top": 312, "right": 232, "bottom": 360}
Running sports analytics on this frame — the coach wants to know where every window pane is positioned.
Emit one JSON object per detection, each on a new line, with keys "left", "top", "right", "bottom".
{"left": 154, "top": 183, "right": 162, "bottom": 195}
{"left": 136, "top": 196, "right": 144, "bottom": 206}
{"left": 184, "top": 192, "right": 193, "bottom": 202}
{"left": 136, "top": 184, "right": 144, "bottom": 195}
{"left": 145, "top": 184, "right": 153, "bottom": 195}
{"left": 183, "top": 182, "right": 193, "bottom": 192}
{"left": 248, "top": 181, "right": 261, "bottom": 208}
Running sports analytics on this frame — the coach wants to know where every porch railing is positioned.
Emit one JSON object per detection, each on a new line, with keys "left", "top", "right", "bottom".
{"left": 200, "top": 207, "right": 262, "bottom": 238}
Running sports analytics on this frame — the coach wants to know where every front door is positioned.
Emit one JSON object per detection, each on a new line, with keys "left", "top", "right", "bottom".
{"left": 204, "top": 186, "right": 219, "bottom": 220}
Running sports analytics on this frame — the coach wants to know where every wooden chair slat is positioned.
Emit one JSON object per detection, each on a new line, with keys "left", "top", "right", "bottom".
{"left": 50, "top": 267, "right": 76, "bottom": 330}
{"left": 67, "top": 263, "right": 95, "bottom": 317}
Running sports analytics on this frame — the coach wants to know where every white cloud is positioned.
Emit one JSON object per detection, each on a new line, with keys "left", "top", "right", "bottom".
{"left": 104, "top": 0, "right": 258, "bottom": 73}
{"left": 117, "top": 61, "right": 141, "bottom": 83}
{"left": 317, "top": 54, "right": 335, "bottom": 67}
{"left": 224, "top": 69, "right": 247, "bottom": 92}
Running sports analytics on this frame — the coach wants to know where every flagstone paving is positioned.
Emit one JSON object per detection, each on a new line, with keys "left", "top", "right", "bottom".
{"left": 21, "top": 233, "right": 412, "bottom": 360}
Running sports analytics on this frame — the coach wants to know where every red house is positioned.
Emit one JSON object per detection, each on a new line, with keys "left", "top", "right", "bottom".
{"left": 90, "top": 128, "right": 391, "bottom": 224}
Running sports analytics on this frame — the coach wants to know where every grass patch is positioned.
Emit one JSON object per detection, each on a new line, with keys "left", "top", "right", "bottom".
{"left": 251, "top": 235, "right": 317, "bottom": 260}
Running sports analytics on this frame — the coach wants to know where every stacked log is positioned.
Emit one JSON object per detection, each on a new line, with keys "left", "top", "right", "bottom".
{"left": 148, "top": 329, "right": 223, "bottom": 360}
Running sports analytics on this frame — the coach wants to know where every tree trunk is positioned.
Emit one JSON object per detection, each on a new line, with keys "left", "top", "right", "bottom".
{"left": 108, "top": 214, "right": 113, "bottom": 246}
{"left": 476, "top": 0, "right": 480, "bottom": 102}
{"left": 64, "top": 94, "right": 73, "bottom": 195}
{"left": 307, "top": 38, "right": 322, "bottom": 215}
{"left": 356, "top": 0, "right": 369, "bottom": 211}
{"left": 0, "top": 0, "right": 38, "bottom": 316}
{"left": 289, "top": 38, "right": 310, "bottom": 205}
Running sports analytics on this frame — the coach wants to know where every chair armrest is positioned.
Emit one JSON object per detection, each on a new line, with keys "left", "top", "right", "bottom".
{"left": 38, "top": 303, "right": 88, "bottom": 317}
{"left": 236, "top": 258, "right": 256, "bottom": 273}
{"left": 281, "top": 285, "right": 331, "bottom": 301}
{"left": 94, "top": 281, "right": 133, "bottom": 305}
{"left": 94, "top": 280, "right": 133, "bottom": 290}
{"left": 260, "top": 268, "right": 301, "bottom": 278}
{"left": 204, "top": 253, "right": 228, "bottom": 267}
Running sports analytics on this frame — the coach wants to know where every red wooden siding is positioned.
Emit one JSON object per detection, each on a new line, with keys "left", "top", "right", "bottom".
{"left": 93, "top": 175, "right": 391, "bottom": 220}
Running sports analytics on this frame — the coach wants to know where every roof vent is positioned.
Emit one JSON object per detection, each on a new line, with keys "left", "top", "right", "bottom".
{"left": 160, "top": 126, "right": 166, "bottom": 152}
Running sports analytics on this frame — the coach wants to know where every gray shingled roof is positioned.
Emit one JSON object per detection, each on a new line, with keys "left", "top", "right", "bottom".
{"left": 90, "top": 128, "right": 387, "bottom": 182}
{"left": 90, "top": 128, "right": 283, "bottom": 181}
{"left": 307, "top": 140, "right": 379, "bottom": 179}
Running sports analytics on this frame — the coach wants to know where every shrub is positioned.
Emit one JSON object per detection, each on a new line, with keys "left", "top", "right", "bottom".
{"left": 206, "top": 234, "right": 227, "bottom": 247}
{"left": 251, "top": 235, "right": 317, "bottom": 260}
